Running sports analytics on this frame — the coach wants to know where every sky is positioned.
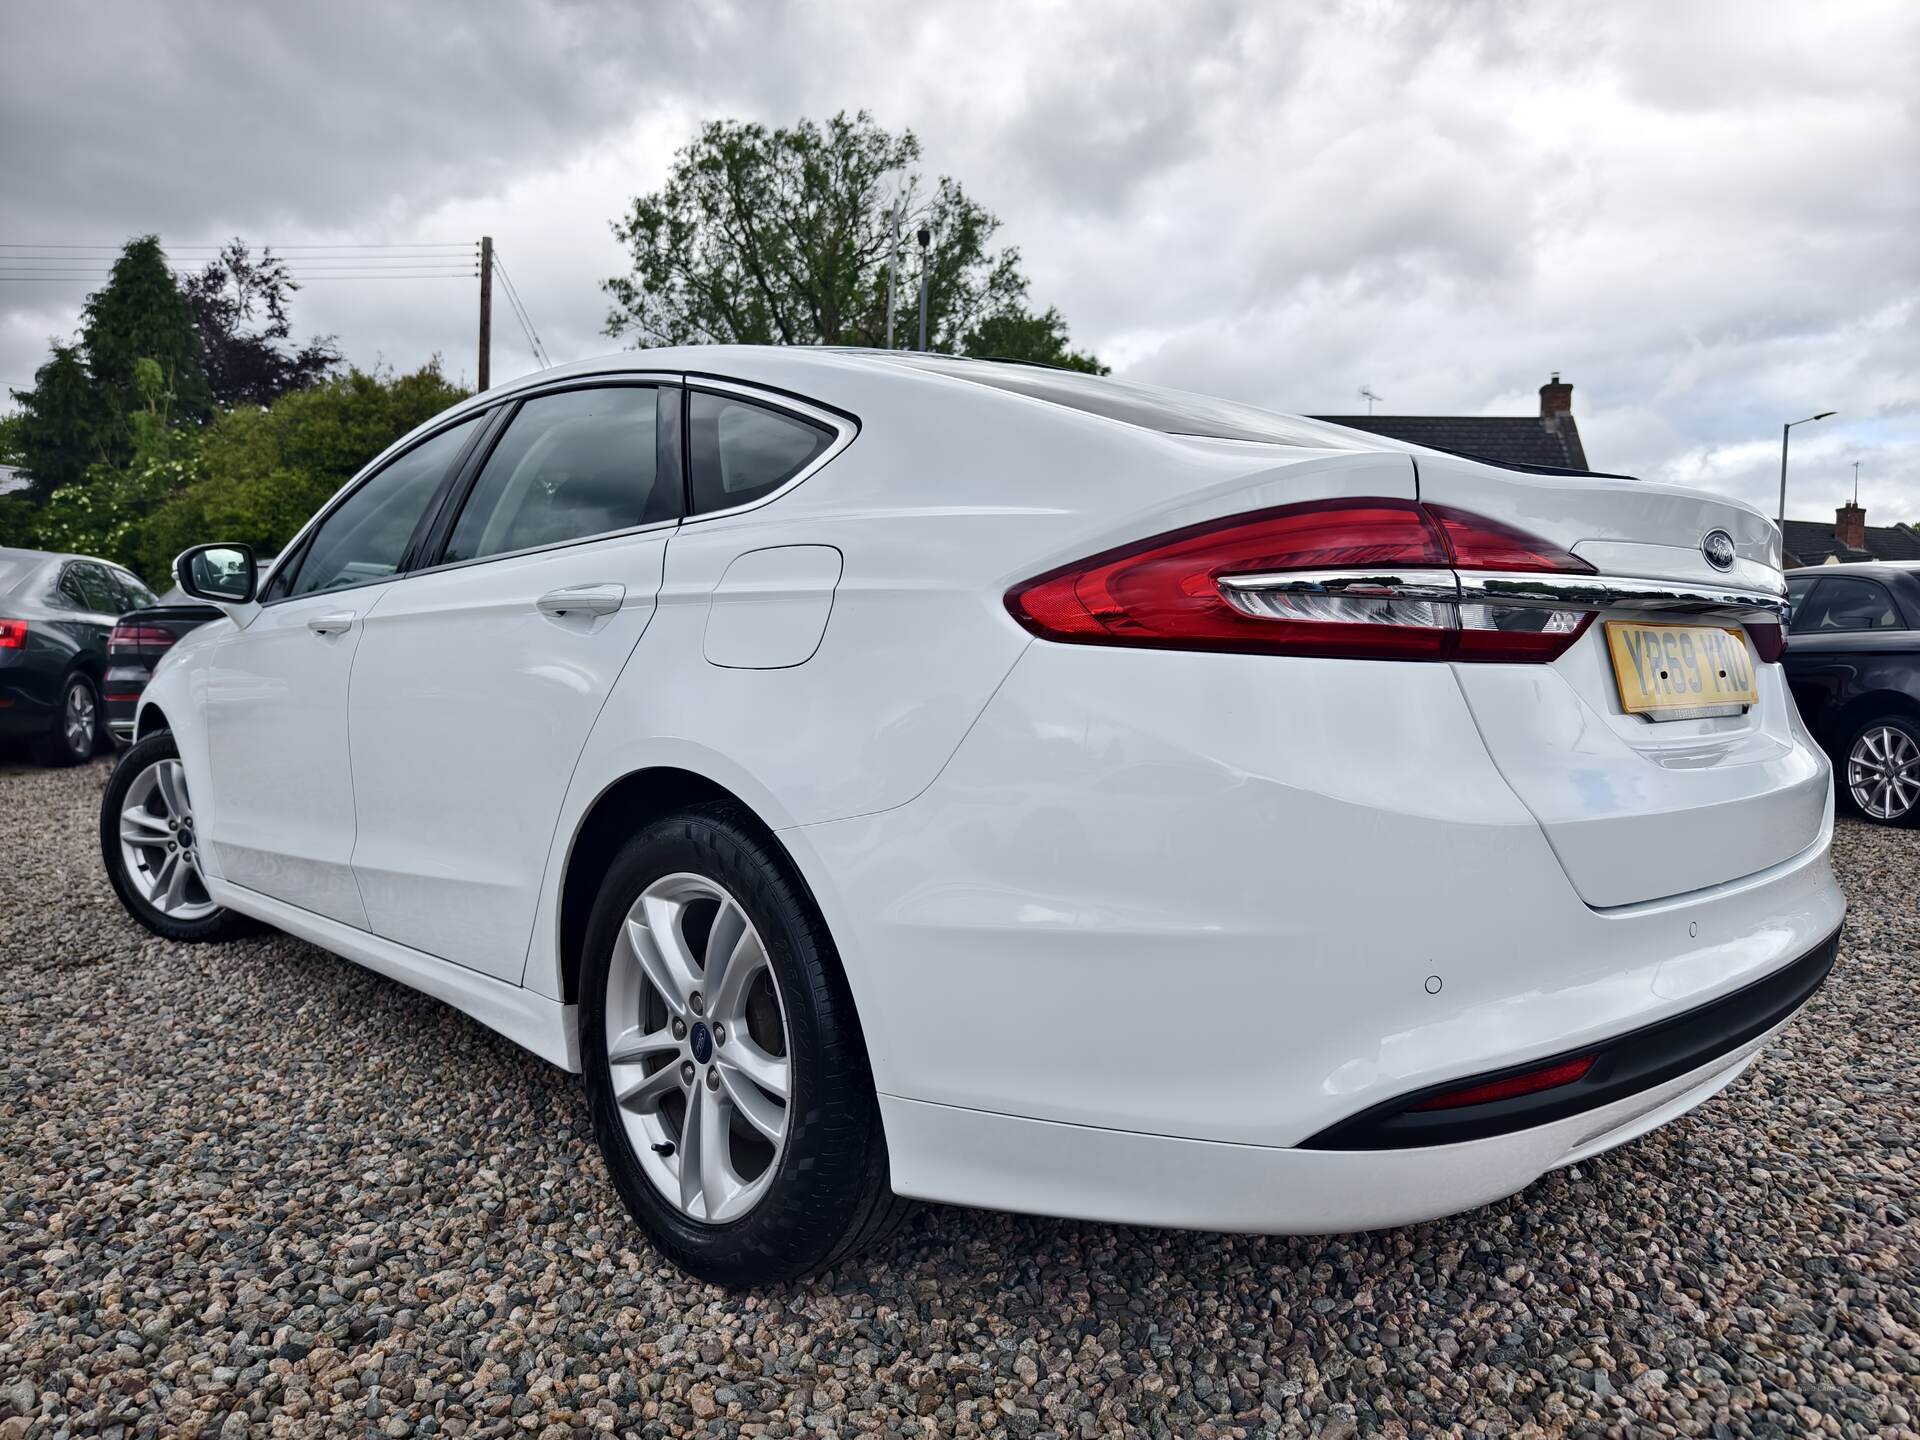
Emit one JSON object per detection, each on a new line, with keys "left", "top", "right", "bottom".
{"left": 2, "top": 0, "right": 1915, "bottom": 524}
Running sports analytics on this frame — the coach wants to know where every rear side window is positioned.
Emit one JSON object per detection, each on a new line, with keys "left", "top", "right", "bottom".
{"left": 61, "top": 562, "right": 117, "bottom": 613}
{"left": 108, "top": 567, "right": 157, "bottom": 611}
{"left": 284, "top": 415, "right": 479, "bottom": 598}
{"left": 688, "top": 391, "right": 833, "bottom": 514}
{"left": 1789, "top": 577, "right": 1904, "bottom": 633}
{"left": 444, "top": 386, "right": 674, "bottom": 564}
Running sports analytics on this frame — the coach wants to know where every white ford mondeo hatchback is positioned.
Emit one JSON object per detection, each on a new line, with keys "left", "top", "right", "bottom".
{"left": 103, "top": 348, "right": 1844, "bottom": 1285}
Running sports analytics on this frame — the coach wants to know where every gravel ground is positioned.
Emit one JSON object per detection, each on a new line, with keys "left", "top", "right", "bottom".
{"left": 2, "top": 756, "right": 1916, "bottom": 1439}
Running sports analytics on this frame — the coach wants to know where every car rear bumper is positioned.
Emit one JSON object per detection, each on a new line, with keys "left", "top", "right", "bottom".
{"left": 792, "top": 641, "right": 1848, "bottom": 1167}
{"left": 880, "top": 997, "right": 1805, "bottom": 1233}
{"left": 104, "top": 663, "right": 151, "bottom": 742}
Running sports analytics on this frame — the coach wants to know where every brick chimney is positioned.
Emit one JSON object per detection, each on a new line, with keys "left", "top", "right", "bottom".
{"left": 1836, "top": 501, "right": 1867, "bottom": 552}
{"left": 1539, "top": 371, "right": 1573, "bottom": 418}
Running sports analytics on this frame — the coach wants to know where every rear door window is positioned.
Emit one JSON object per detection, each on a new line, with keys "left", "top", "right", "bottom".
{"left": 282, "top": 415, "right": 480, "bottom": 599}
{"left": 442, "top": 386, "right": 676, "bottom": 564}
{"left": 1790, "top": 577, "right": 1904, "bottom": 633}
{"left": 688, "top": 391, "right": 833, "bottom": 513}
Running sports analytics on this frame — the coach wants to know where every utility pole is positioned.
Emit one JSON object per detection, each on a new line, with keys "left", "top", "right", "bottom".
{"left": 1359, "top": 386, "right": 1384, "bottom": 415}
{"left": 478, "top": 235, "right": 493, "bottom": 392}
{"left": 916, "top": 226, "right": 932, "bottom": 352}
{"left": 884, "top": 198, "right": 904, "bottom": 350}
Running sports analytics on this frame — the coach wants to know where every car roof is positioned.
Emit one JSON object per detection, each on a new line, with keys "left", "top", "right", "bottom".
{"left": 446, "top": 345, "right": 1386, "bottom": 452}
{"left": 1787, "top": 561, "right": 1920, "bottom": 578}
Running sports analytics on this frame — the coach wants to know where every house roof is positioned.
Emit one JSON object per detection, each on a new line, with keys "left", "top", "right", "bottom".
{"left": 1781, "top": 518, "right": 1920, "bottom": 567}
{"left": 1308, "top": 414, "right": 1590, "bottom": 472}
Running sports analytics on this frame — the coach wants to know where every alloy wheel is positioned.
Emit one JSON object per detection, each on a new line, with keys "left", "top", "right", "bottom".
{"left": 117, "top": 757, "right": 219, "bottom": 921}
{"left": 65, "top": 681, "right": 96, "bottom": 756}
{"left": 1848, "top": 724, "right": 1920, "bottom": 821}
{"left": 604, "top": 872, "right": 793, "bottom": 1223}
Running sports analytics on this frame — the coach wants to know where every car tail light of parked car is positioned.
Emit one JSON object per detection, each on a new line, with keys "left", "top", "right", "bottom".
{"left": 109, "top": 622, "right": 181, "bottom": 655}
{"left": 0, "top": 618, "right": 28, "bottom": 649}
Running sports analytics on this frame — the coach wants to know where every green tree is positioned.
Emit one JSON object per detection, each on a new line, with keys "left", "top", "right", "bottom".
{"left": 9, "top": 343, "right": 100, "bottom": 497}
{"left": 604, "top": 111, "right": 1104, "bottom": 370}
{"left": 81, "top": 235, "right": 211, "bottom": 448}
{"left": 132, "top": 361, "right": 467, "bottom": 581}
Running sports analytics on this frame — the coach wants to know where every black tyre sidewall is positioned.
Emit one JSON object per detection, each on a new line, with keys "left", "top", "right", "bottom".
{"left": 1839, "top": 714, "right": 1920, "bottom": 828}
{"left": 580, "top": 804, "right": 886, "bottom": 1287}
{"left": 35, "top": 671, "right": 99, "bottom": 766}
{"left": 99, "top": 730, "right": 253, "bottom": 941}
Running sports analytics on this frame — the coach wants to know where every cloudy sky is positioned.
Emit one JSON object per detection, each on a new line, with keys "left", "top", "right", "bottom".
{"left": 3, "top": 0, "right": 1915, "bottom": 523}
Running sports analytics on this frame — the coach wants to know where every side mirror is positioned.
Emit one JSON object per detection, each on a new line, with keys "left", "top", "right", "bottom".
{"left": 175, "top": 543, "right": 258, "bottom": 605}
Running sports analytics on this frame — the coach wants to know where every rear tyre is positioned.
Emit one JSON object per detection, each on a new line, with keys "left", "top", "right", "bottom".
{"left": 33, "top": 671, "right": 100, "bottom": 766}
{"left": 580, "top": 802, "right": 910, "bottom": 1287}
{"left": 100, "top": 730, "right": 262, "bottom": 941}
{"left": 1840, "top": 715, "right": 1920, "bottom": 827}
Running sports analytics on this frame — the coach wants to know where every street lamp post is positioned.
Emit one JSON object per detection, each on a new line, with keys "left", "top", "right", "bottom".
{"left": 1777, "top": 411, "right": 1836, "bottom": 530}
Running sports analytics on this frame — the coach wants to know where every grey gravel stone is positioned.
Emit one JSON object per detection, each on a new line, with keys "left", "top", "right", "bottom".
{"left": 3, "top": 755, "right": 1917, "bottom": 1437}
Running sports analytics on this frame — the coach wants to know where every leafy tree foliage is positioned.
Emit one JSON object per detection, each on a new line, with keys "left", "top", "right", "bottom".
{"left": 81, "top": 235, "right": 211, "bottom": 445}
{"left": 132, "top": 362, "right": 467, "bottom": 580}
{"left": 604, "top": 111, "right": 1104, "bottom": 371}
{"left": 183, "top": 241, "right": 343, "bottom": 407}
{"left": 9, "top": 344, "right": 99, "bottom": 498}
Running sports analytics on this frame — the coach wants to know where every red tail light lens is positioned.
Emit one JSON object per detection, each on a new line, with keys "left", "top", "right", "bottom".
{"left": 1007, "top": 499, "right": 1595, "bottom": 663}
{"left": 109, "top": 623, "right": 178, "bottom": 655}
{"left": 0, "top": 618, "right": 27, "bottom": 650}
{"left": 1410, "top": 1053, "right": 1597, "bottom": 1111}
{"left": 1009, "top": 500, "right": 1453, "bottom": 659}
{"left": 1747, "top": 621, "right": 1786, "bottom": 664}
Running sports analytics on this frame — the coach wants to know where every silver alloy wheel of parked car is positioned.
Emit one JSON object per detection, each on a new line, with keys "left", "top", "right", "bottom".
{"left": 1848, "top": 724, "right": 1920, "bottom": 821}
{"left": 65, "top": 680, "right": 96, "bottom": 756}
{"left": 604, "top": 871, "right": 793, "bottom": 1223}
{"left": 117, "top": 757, "right": 219, "bottom": 921}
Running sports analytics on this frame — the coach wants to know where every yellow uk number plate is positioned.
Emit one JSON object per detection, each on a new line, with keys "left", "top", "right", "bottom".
{"left": 1604, "top": 621, "right": 1757, "bottom": 718}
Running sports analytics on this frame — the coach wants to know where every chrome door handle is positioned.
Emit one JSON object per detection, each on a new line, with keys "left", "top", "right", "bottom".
{"left": 536, "top": 583, "right": 625, "bottom": 618}
{"left": 307, "top": 611, "right": 355, "bottom": 635}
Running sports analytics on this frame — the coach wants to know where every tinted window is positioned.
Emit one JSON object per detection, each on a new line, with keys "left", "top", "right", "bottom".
{"left": 1790, "top": 577, "right": 1904, "bottom": 633}
{"left": 108, "top": 567, "right": 157, "bottom": 611}
{"left": 285, "top": 416, "right": 478, "bottom": 598}
{"left": 445, "top": 387, "right": 672, "bottom": 564}
{"left": 689, "top": 391, "right": 832, "bottom": 513}
{"left": 62, "top": 562, "right": 118, "bottom": 613}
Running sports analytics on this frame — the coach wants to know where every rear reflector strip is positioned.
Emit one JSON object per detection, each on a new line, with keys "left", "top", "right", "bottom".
{"left": 1302, "top": 928, "right": 1839, "bottom": 1150}
{"left": 1409, "top": 1054, "right": 1596, "bottom": 1110}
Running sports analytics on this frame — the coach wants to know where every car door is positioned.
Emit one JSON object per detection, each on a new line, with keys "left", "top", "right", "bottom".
{"left": 1781, "top": 575, "right": 1910, "bottom": 744}
{"left": 345, "top": 380, "right": 681, "bottom": 980}
{"left": 56, "top": 560, "right": 121, "bottom": 662}
{"left": 203, "top": 413, "right": 485, "bottom": 926}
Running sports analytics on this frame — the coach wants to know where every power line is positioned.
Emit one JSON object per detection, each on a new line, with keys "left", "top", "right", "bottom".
{"left": 490, "top": 249, "right": 553, "bottom": 369}
{"left": 0, "top": 241, "right": 475, "bottom": 251}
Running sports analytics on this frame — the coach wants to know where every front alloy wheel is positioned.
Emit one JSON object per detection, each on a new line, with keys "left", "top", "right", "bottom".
{"left": 117, "top": 755, "right": 219, "bottom": 922}
{"left": 1846, "top": 718, "right": 1920, "bottom": 824}
{"left": 100, "top": 730, "right": 258, "bottom": 942}
{"left": 580, "top": 803, "right": 910, "bottom": 1286}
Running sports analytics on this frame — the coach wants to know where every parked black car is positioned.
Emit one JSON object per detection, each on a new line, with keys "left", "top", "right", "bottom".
{"left": 0, "top": 547, "right": 159, "bottom": 765}
{"left": 102, "top": 557, "right": 272, "bottom": 744}
{"left": 1784, "top": 561, "right": 1920, "bottom": 826}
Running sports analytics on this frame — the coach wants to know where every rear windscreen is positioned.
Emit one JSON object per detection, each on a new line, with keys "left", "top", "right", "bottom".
{"left": 867, "top": 353, "right": 1371, "bottom": 448}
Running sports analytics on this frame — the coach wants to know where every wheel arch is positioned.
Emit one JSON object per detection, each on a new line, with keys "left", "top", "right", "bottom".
{"left": 1827, "top": 688, "right": 1920, "bottom": 750}
{"left": 555, "top": 766, "right": 835, "bottom": 1010}
{"left": 135, "top": 701, "right": 171, "bottom": 741}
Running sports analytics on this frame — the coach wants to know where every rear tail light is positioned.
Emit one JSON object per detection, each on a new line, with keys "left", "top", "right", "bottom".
{"left": 1007, "top": 499, "right": 1598, "bottom": 663}
{"left": 1746, "top": 621, "right": 1786, "bottom": 663}
{"left": 0, "top": 618, "right": 26, "bottom": 650}
{"left": 109, "top": 622, "right": 179, "bottom": 655}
